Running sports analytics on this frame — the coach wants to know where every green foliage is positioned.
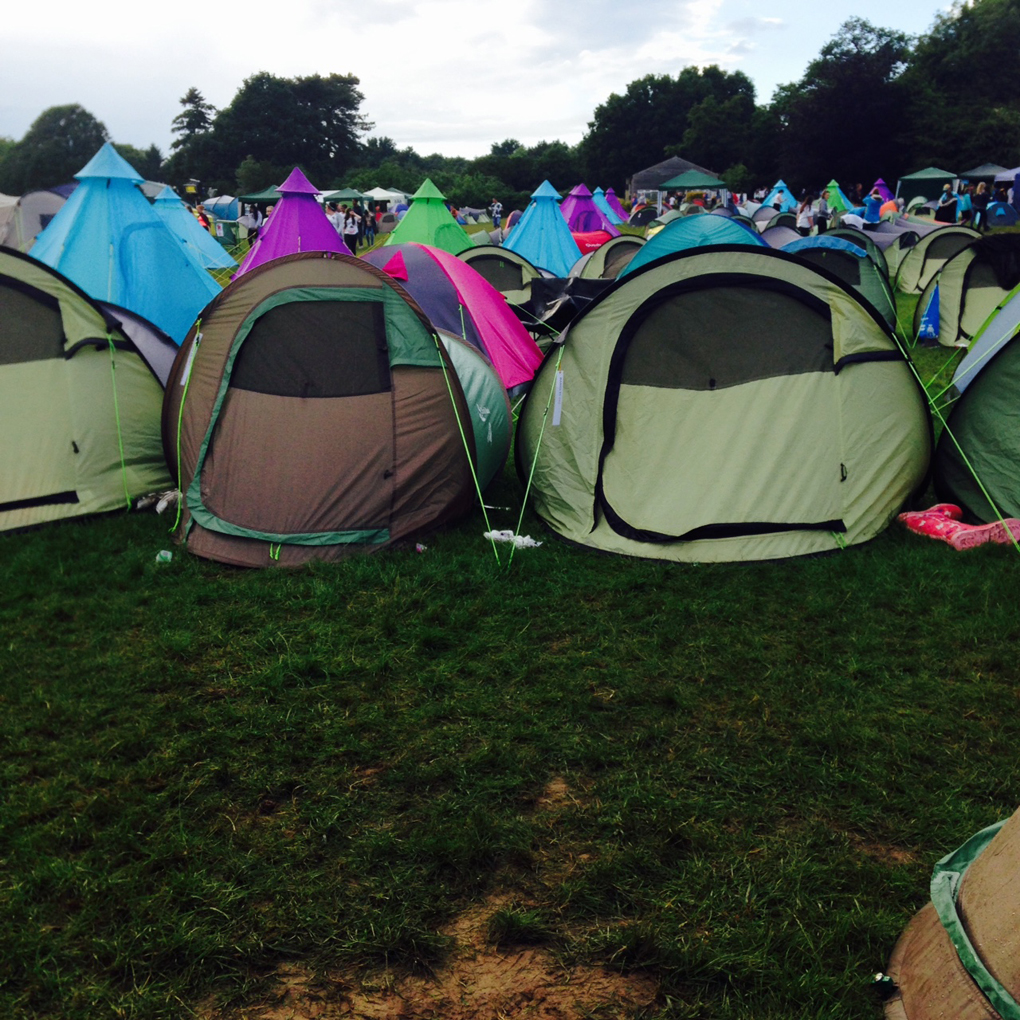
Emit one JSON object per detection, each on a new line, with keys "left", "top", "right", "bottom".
{"left": 112, "top": 143, "right": 163, "bottom": 182}
{"left": 0, "top": 104, "right": 109, "bottom": 194}
{"left": 170, "top": 87, "right": 215, "bottom": 150}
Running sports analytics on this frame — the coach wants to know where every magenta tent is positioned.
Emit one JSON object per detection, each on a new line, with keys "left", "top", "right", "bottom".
{"left": 605, "top": 188, "right": 628, "bottom": 221}
{"left": 363, "top": 242, "right": 543, "bottom": 392}
{"left": 560, "top": 184, "right": 620, "bottom": 236}
{"left": 235, "top": 167, "right": 345, "bottom": 276}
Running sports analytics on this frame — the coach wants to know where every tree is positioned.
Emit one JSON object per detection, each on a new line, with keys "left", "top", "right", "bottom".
{"left": 771, "top": 19, "right": 913, "bottom": 190}
{"left": 171, "top": 88, "right": 216, "bottom": 150}
{"left": 0, "top": 105, "right": 109, "bottom": 194}
{"left": 113, "top": 143, "right": 163, "bottom": 181}
{"left": 580, "top": 67, "right": 756, "bottom": 190}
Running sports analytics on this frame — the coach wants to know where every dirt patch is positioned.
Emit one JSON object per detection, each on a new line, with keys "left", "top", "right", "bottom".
{"left": 845, "top": 831, "right": 921, "bottom": 867}
{"left": 199, "top": 895, "right": 657, "bottom": 1020}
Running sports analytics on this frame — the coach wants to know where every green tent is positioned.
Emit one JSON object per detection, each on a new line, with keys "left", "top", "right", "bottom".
{"left": 322, "top": 188, "right": 365, "bottom": 202}
{"left": 516, "top": 246, "right": 930, "bottom": 563}
{"left": 238, "top": 185, "right": 282, "bottom": 203}
{"left": 895, "top": 226, "right": 980, "bottom": 294}
{"left": 824, "top": 180, "right": 854, "bottom": 214}
{"left": 1, "top": 248, "right": 172, "bottom": 531}
{"left": 660, "top": 169, "right": 726, "bottom": 189}
{"left": 896, "top": 167, "right": 956, "bottom": 206}
{"left": 383, "top": 178, "right": 473, "bottom": 255}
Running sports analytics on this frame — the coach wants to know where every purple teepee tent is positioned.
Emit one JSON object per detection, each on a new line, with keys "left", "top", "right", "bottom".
{"left": 605, "top": 188, "right": 628, "bottom": 221}
{"left": 235, "top": 167, "right": 346, "bottom": 276}
{"left": 871, "top": 178, "right": 894, "bottom": 203}
{"left": 559, "top": 184, "right": 620, "bottom": 236}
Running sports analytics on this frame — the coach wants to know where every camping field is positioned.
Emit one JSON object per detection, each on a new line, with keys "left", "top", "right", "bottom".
{"left": 2, "top": 341, "right": 1019, "bottom": 1020}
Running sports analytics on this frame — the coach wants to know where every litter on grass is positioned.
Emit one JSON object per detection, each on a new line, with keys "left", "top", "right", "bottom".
{"left": 484, "top": 530, "right": 542, "bottom": 548}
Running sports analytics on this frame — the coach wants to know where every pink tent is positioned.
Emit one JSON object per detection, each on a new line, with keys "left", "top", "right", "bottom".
{"left": 235, "top": 167, "right": 345, "bottom": 276}
{"left": 560, "top": 184, "right": 620, "bottom": 237}
{"left": 363, "top": 242, "right": 542, "bottom": 391}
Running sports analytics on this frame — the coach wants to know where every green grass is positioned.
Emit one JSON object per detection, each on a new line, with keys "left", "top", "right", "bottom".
{"left": 2, "top": 293, "right": 1018, "bottom": 1019}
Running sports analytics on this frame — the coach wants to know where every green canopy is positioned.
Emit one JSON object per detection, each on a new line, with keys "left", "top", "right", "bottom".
{"left": 322, "top": 187, "right": 365, "bottom": 202}
{"left": 237, "top": 185, "right": 282, "bottom": 203}
{"left": 896, "top": 167, "right": 956, "bottom": 206}
{"left": 660, "top": 169, "right": 726, "bottom": 189}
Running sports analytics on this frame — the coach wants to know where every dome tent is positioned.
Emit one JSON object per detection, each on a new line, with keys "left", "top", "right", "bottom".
{"left": 363, "top": 243, "right": 543, "bottom": 392}
{"left": 571, "top": 234, "right": 645, "bottom": 280}
{"left": 163, "top": 252, "right": 507, "bottom": 567}
{"left": 29, "top": 143, "right": 220, "bottom": 343}
{"left": 516, "top": 246, "right": 931, "bottom": 563}
{"left": 1, "top": 248, "right": 172, "bottom": 531}
{"left": 895, "top": 226, "right": 981, "bottom": 294}
{"left": 456, "top": 245, "right": 544, "bottom": 308}
{"left": 619, "top": 215, "right": 766, "bottom": 278}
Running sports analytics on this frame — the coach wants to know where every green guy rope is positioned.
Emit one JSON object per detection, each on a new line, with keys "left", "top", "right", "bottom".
{"left": 107, "top": 336, "right": 131, "bottom": 509}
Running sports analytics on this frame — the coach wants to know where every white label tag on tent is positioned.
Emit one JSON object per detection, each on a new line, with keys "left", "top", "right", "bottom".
{"left": 552, "top": 370, "right": 564, "bottom": 426}
{"left": 180, "top": 334, "right": 201, "bottom": 387}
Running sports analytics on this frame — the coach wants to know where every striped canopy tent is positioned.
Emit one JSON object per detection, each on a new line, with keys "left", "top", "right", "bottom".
{"left": 236, "top": 167, "right": 345, "bottom": 276}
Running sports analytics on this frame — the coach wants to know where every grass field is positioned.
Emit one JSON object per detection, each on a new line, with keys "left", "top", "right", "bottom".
{"left": 2, "top": 295, "right": 1018, "bottom": 1019}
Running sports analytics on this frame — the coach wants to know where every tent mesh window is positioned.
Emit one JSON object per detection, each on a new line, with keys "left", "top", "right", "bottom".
{"left": 467, "top": 256, "right": 527, "bottom": 292}
{"left": 0, "top": 278, "right": 65, "bottom": 364}
{"left": 230, "top": 300, "right": 391, "bottom": 398}
{"left": 618, "top": 281, "right": 833, "bottom": 391}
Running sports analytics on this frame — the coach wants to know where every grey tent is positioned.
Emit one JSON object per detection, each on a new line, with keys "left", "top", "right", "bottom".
{"left": 571, "top": 235, "right": 646, "bottom": 280}
{"left": 515, "top": 246, "right": 931, "bottom": 563}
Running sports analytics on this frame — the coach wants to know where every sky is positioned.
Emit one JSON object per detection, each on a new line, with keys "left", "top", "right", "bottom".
{"left": 1, "top": 0, "right": 953, "bottom": 163}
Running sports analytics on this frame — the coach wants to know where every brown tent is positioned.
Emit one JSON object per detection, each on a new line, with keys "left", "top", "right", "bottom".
{"left": 883, "top": 805, "right": 1020, "bottom": 1019}
{"left": 163, "top": 251, "right": 481, "bottom": 567}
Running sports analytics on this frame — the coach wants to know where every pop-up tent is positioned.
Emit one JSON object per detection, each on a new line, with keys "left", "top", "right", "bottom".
{"left": 30, "top": 143, "right": 220, "bottom": 343}
{"left": 163, "top": 251, "right": 509, "bottom": 567}
{"left": 501, "top": 180, "right": 582, "bottom": 278}
{"left": 1, "top": 248, "right": 172, "bottom": 531}
{"left": 516, "top": 246, "right": 931, "bottom": 562}
{"left": 383, "top": 178, "right": 473, "bottom": 255}
{"left": 895, "top": 226, "right": 980, "bottom": 294}
{"left": 619, "top": 215, "right": 765, "bottom": 277}
{"left": 571, "top": 234, "right": 645, "bottom": 280}
{"left": 235, "top": 167, "right": 345, "bottom": 275}
{"left": 363, "top": 242, "right": 543, "bottom": 392}
{"left": 457, "top": 245, "right": 544, "bottom": 309}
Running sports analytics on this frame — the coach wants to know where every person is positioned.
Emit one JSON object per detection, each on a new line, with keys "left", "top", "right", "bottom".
{"left": 958, "top": 184, "right": 973, "bottom": 226}
{"left": 935, "top": 183, "right": 958, "bottom": 223}
{"left": 796, "top": 194, "right": 814, "bottom": 236}
{"left": 342, "top": 206, "right": 360, "bottom": 254}
{"left": 195, "top": 203, "right": 210, "bottom": 230}
{"left": 362, "top": 202, "right": 376, "bottom": 247}
{"left": 328, "top": 203, "right": 344, "bottom": 233}
{"left": 489, "top": 197, "right": 502, "bottom": 229}
{"left": 973, "top": 181, "right": 990, "bottom": 232}
{"left": 862, "top": 188, "right": 883, "bottom": 230}
{"left": 353, "top": 201, "right": 367, "bottom": 247}
{"left": 816, "top": 188, "right": 830, "bottom": 234}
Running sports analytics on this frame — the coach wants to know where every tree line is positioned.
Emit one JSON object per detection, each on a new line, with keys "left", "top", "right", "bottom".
{"left": 2, "top": 0, "right": 1019, "bottom": 210}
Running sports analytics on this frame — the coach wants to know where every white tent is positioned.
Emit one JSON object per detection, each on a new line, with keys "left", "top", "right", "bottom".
{"left": 364, "top": 187, "right": 412, "bottom": 206}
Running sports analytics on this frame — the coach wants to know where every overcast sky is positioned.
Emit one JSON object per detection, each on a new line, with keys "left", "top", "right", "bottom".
{"left": 2, "top": 0, "right": 951, "bottom": 162}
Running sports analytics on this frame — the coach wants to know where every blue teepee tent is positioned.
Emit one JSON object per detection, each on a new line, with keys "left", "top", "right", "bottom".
{"left": 502, "top": 181, "right": 582, "bottom": 277}
{"left": 592, "top": 187, "right": 624, "bottom": 226}
{"left": 762, "top": 179, "right": 797, "bottom": 212}
{"left": 153, "top": 186, "right": 236, "bottom": 270}
{"left": 31, "top": 143, "right": 221, "bottom": 342}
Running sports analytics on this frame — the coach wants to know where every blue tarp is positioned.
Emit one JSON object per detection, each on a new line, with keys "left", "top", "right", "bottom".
{"left": 619, "top": 215, "right": 766, "bottom": 278}
{"left": 30, "top": 143, "right": 220, "bottom": 343}
{"left": 918, "top": 284, "right": 940, "bottom": 340}
{"left": 501, "top": 180, "right": 582, "bottom": 277}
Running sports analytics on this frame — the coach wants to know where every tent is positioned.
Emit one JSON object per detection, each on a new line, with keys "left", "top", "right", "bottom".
{"left": 762, "top": 179, "right": 797, "bottom": 212}
{"left": 913, "top": 234, "right": 1020, "bottom": 347}
{"left": 501, "top": 180, "right": 582, "bottom": 278}
{"left": 363, "top": 186, "right": 412, "bottom": 207}
{"left": 1, "top": 248, "right": 173, "bottom": 531}
{"left": 237, "top": 185, "right": 282, "bottom": 204}
{"left": 382, "top": 178, "right": 473, "bottom": 255}
{"left": 592, "top": 187, "right": 624, "bottom": 226}
{"left": 236, "top": 167, "right": 346, "bottom": 276}
{"left": 322, "top": 187, "right": 365, "bottom": 202}
{"left": 895, "top": 226, "right": 981, "bottom": 294}
{"left": 30, "top": 143, "right": 221, "bottom": 344}
{"left": 619, "top": 215, "right": 766, "bottom": 278}
{"left": 363, "top": 242, "right": 543, "bottom": 392}
{"left": 0, "top": 188, "right": 73, "bottom": 252}
{"left": 824, "top": 180, "right": 855, "bottom": 215}
{"left": 896, "top": 167, "right": 956, "bottom": 206}
{"left": 781, "top": 235, "right": 897, "bottom": 328}
{"left": 560, "top": 184, "right": 621, "bottom": 236}
{"left": 660, "top": 169, "right": 727, "bottom": 189}
{"left": 153, "top": 186, "right": 236, "bottom": 270}
{"left": 604, "top": 188, "right": 628, "bottom": 221}
{"left": 456, "top": 245, "right": 544, "bottom": 309}
{"left": 871, "top": 178, "right": 894, "bottom": 202}
{"left": 163, "top": 251, "right": 510, "bottom": 566}
{"left": 825, "top": 226, "right": 891, "bottom": 280}
{"left": 203, "top": 195, "right": 240, "bottom": 220}
{"left": 628, "top": 155, "right": 716, "bottom": 198}
{"left": 571, "top": 235, "right": 645, "bottom": 280}
{"left": 760, "top": 224, "right": 803, "bottom": 249}
{"left": 515, "top": 245, "right": 931, "bottom": 562}
{"left": 986, "top": 201, "right": 1019, "bottom": 227}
